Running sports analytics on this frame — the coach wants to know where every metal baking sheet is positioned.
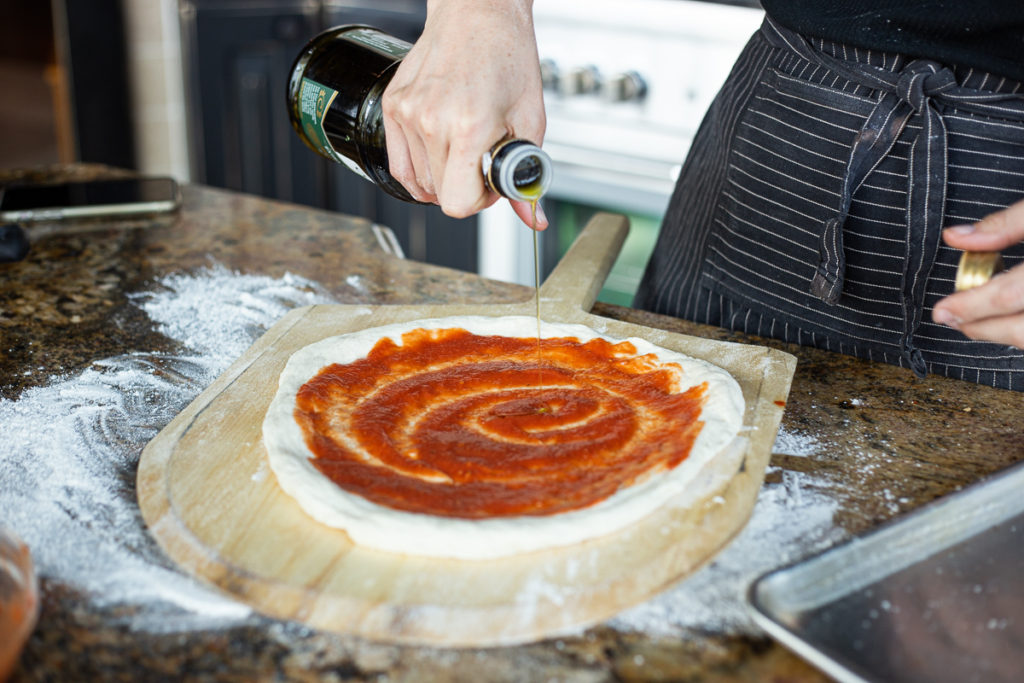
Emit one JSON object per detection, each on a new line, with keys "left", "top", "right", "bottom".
{"left": 748, "top": 460, "right": 1024, "bottom": 683}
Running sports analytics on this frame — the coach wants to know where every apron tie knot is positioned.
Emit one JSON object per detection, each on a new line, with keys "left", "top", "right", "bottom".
{"left": 896, "top": 61, "right": 956, "bottom": 112}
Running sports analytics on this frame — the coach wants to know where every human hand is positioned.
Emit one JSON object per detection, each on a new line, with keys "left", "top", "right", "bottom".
{"left": 382, "top": 0, "right": 548, "bottom": 230}
{"left": 933, "top": 199, "right": 1024, "bottom": 347}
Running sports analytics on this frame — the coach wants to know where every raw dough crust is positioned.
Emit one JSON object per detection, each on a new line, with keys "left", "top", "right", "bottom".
{"left": 263, "top": 316, "right": 745, "bottom": 559}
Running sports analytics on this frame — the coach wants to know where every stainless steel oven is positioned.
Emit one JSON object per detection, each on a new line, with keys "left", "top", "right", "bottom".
{"left": 478, "top": 0, "right": 763, "bottom": 305}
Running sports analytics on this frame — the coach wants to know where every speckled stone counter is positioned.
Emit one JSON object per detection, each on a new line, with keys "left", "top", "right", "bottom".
{"left": 3, "top": 165, "right": 1023, "bottom": 682}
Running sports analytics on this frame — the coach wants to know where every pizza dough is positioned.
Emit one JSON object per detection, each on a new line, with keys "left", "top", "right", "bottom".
{"left": 263, "top": 316, "right": 745, "bottom": 559}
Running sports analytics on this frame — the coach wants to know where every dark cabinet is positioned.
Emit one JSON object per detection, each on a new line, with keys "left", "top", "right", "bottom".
{"left": 181, "top": 0, "right": 478, "bottom": 273}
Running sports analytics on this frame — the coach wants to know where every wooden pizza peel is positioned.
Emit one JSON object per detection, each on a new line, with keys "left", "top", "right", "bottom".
{"left": 137, "top": 212, "right": 797, "bottom": 647}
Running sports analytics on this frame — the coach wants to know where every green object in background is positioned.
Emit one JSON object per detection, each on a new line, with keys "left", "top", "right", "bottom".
{"left": 552, "top": 204, "right": 661, "bottom": 307}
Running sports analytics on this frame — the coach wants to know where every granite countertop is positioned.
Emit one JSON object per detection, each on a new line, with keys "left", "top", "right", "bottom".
{"left": 3, "top": 165, "right": 1023, "bottom": 682}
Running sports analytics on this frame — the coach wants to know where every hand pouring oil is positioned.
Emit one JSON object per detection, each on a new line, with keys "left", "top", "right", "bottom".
{"left": 287, "top": 25, "right": 552, "bottom": 205}
{"left": 287, "top": 25, "right": 554, "bottom": 352}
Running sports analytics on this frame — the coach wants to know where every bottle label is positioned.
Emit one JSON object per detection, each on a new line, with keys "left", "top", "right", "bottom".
{"left": 297, "top": 77, "right": 370, "bottom": 180}
{"left": 345, "top": 28, "right": 411, "bottom": 59}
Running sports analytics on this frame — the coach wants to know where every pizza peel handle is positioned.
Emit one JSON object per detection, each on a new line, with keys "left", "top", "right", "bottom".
{"left": 539, "top": 212, "right": 629, "bottom": 312}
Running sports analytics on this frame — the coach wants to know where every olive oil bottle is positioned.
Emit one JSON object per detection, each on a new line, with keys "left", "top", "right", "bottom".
{"left": 287, "top": 25, "right": 552, "bottom": 204}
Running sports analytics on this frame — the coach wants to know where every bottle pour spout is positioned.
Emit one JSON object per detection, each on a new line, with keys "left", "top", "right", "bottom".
{"left": 482, "top": 138, "right": 553, "bottom": 202}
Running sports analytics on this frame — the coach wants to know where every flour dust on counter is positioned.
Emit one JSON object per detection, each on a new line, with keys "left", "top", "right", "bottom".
{"left": 608, "top": 429, "right": 846, "bottom": 637}
{"left": 610, "top": 419, "right": 921, "bottom": 638}
{"left": 0, "top": 264, "right": 335, "bottom": 633}
{"left": 770, "top": 428, "right": 820, "bottom": 458}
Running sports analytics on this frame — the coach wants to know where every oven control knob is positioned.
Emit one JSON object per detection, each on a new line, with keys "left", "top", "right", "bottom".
{"left": 539, "top": 58, "right": 560, "bottom": 92}
{"left": 603, "top": 71, "right": 648, "bottom": 102}
{"left": 560, "top": 66, "right": 601, "bottom": 96}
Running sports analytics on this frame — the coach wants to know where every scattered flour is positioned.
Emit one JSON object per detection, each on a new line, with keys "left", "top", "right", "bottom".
{"left": 345, "top": 274, "right": 366, "bottom": 291}
{"left": 608, "top": 431, "right": 844, "bottom": 636}
{"left": 771, "top": 427, "right": 820, "bottom": 457}
{"left": 608, "top": 465, "right": 845, "bottom": 636}
{"left": 0, "top": 264, "right": 335, "bottom": 633}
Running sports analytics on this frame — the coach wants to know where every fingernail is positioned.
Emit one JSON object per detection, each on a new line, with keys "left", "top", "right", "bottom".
{"left": 536, "top": 202, "right": 548, "bottom": 228}
{"left": 933, "top": 308, "right": 961, "bottom": 328}
{"left": 946, "top": 224, "right": 976, "bottom": 235}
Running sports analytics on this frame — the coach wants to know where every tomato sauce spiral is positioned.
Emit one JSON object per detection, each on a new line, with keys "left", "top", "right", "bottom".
{"left": 295, "top": 327, "right": 707, "bottom": 518}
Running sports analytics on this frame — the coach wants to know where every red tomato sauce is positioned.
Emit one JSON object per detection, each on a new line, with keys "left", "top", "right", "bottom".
{"left": 295, "top": 327, "right": 707, "bottom": 518}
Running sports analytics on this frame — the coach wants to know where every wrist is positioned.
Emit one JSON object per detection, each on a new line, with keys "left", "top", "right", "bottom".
{"left": 426, "top": 0, "right": 534, "bottom": 20}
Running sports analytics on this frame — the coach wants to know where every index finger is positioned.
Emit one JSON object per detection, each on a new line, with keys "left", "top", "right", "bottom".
{"left": 436, "top": 131, "right": 503, "bottom": 218}
{"left": 942, "top": 199, "right": 1024, "bottom": 251}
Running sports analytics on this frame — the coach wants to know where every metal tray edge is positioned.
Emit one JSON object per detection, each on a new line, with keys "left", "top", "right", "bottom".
{"left": 745, "top": 458, "right": 1024, "bottom": 682}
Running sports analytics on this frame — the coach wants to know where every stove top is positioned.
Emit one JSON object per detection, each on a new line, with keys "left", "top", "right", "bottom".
{"left": 533, "top": 0, "right": 764, "bottom": 201}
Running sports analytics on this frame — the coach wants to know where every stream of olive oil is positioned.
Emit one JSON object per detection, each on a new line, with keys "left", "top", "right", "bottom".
{"left": 531, "top": 201, "right": 541, "bottom": 336}
{"left": 531, "top": 199, "right": 542, "bottom": 385}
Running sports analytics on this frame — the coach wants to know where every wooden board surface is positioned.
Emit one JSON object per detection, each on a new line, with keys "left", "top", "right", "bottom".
{"left": 137, "top": 213, "right": 797, "bottom": 647}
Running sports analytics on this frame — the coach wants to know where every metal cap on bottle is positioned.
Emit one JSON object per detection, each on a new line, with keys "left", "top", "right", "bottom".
{"left": 482, "top": 138, "right": 553, "bottom": 202}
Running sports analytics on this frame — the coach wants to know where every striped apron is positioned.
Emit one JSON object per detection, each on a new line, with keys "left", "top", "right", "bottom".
{"left": 635, "top": 18, "right": 1024, "bottom": 390}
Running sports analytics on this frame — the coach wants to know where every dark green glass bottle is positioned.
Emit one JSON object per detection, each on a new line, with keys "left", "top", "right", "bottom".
{"left": 287, "top": 25, "right": 551, "bottom": 204}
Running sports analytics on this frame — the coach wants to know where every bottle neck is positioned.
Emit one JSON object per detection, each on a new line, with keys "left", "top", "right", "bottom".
{"left": 483, "top": 139, "right": 553, "bottom": 202}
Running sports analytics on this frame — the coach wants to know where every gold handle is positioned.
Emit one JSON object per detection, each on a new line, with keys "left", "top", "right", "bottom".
{"left": 955, "top": 251, "right": 1005, "bottom": 292}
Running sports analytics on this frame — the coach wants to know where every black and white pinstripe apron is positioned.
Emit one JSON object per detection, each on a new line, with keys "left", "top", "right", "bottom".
{"left": 635, "top": 18, "right": 1024, "bottom": 390}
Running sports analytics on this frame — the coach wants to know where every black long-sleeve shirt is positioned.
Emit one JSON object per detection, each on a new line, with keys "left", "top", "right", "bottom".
{"left": 760, "top": 0, "right": 1024, "bottom": 82}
